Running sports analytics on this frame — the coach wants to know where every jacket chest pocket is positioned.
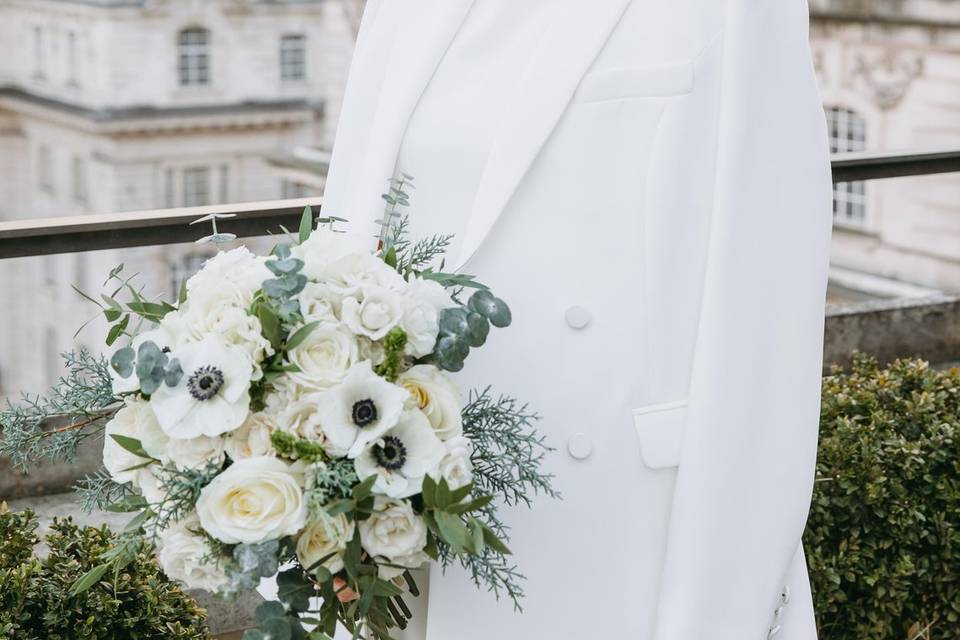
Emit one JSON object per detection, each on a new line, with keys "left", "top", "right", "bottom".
{"left": 574, "top": 60, "right": 694, "bottom": 104}
{"left": 633, "top": 400, "right": 688, "bottom": 469}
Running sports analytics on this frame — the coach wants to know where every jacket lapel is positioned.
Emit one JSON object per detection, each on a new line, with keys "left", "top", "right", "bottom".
{"left": 345, "top": 0, "right": 476, "bottom": 237}
{"left": 453, "top": 0, "right": 633, "bottom": 271}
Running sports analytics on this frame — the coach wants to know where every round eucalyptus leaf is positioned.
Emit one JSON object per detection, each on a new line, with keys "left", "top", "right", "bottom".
{"left": 435, "top": 335, "right": 468, "bottom": 372}
{"left": 439, "top": 307, "right": 470, "bottom": 336}
{"left": 467, "top": 290, "right": 497, "bottom": 317}
{"left": 110, "top": 347, "right": 135, "bottom": 378}
{"left": 487, "top": 297, "right": 512, "bottom": 328}
{"left": 464, "top": 311, "right": 490, "bottom": 347}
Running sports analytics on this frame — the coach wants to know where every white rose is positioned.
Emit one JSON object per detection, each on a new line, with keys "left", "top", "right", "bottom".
{"left": 158, "top": 516, "right": 230, "bottom": 592}
{"left": 298, "top": 282, "right": 342, "bottom": 324}
{"left": 400, "top": 299, "right": 440, "bottom": 358}
{"left": 433, "top": 436, "right": 474, "bottom": 491}
{"left": 358, "top": 497, "right": 429, "bottom": 579}
{"left": 196, "top": 456, "right": 306, "bottom": 544}
{"left": 341, "top": 288, "right": 404, "bottom": 341}
{"left": 397, "top": 365, "right": 463, "bottom": 441}
{"left": 293, "top": 228, "right": 369, "bottom": 281}
{"left": 296, "top": 514, "right": 355, "bottom": 575}
{"left": 405, "top": 276, "right": 455, "bottom": 312}
{"left": 167, "top": 434, "right": 226, "bottom": 471}
{"left": 103, "top": 399, "right": 168, "bottom": 484}
{"left": 263, "top": 375, "right": 307, "bottom": 416}
{"left": 286, "top": 323, "right": 359, "bottom": 391}
{"left": 225, "top": 412, "right": 278, "bottom": 460}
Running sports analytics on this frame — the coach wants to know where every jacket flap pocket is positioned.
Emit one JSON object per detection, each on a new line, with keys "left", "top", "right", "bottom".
{"left": 634, "top": 400, "right": 688, "bottom": 469}
{"left": 575, "top": 60, "right": 694, "bottom": 104}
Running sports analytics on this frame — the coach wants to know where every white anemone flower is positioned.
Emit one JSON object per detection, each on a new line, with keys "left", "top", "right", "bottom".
{"left": 315, "top": 361, "right": 408, "bottom": 458}
{"left": 354, "top": 410, "right": 446, "bottom": 498}
{"left": 151, "top": 338, "right": 253, "bottom": 439}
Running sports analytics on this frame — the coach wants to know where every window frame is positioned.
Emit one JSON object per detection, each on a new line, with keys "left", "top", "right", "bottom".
{"left": 280, "top": 34, "right": 307, "bottom": 82}
{"left": 825, "top": 106, "right": 868, "bottom": 229}
{"left": 177, "top": 27, "right": 211, "bottom": 87}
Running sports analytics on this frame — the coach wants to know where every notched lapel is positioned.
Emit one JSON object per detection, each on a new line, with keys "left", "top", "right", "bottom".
{"left": 455, "top": 0, "right": 633, "bottom": 271}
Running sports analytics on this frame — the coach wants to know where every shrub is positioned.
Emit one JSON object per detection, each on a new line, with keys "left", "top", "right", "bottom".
{"left": 0, "top": 507, "right": 212, "bottom": 640}
{"left": 806, "top": 354, "right": 960, "bottom": 640}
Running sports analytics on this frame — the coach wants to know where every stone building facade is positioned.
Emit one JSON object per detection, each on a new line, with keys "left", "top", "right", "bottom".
{"left": 811, "top": 0, "right": 960, "bottom": 299}
{"left": 0, "top": 0, "right": 357, "bottom": 396}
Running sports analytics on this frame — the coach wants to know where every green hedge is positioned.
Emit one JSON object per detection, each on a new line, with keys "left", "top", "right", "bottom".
{"left": 806, "top": 355, "right": 960, "bottom": 640}
{"left": 0, "top": 508, "right": 211, "bottom": 640}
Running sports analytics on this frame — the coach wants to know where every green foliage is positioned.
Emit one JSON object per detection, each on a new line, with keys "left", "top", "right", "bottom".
{"left": 806, "top": 354, "right": 960, "bottom": 640}
{"left": 0, "top": 349, "right": 116, "bottom": 473}
{"left": 0, "top": 509, "right": 211, "bottom": 640}
{"left": 304, "top": 459, "right": 360, "bottom": 516}
{"left": 260, "top": 244, "right": 307, "bottom": 324}
{"left": 372, "top": 327, "right": 408, "bottom": 382}
{"left": 271, "top": 431, "right": 329, "bottom": 463}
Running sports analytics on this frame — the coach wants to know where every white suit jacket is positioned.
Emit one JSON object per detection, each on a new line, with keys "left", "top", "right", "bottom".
{"left": 322, "top": 1, "right": 833, "bottom": 639}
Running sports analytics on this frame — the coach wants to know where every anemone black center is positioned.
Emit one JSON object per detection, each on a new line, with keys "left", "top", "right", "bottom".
{"left": 187, "top": 365, "right": 224, "bottom": 401}
{"left": 352, "top": 399, "right": 378, "bottom": 427}
{"left": 374, "top": 436, "right": 407, "bottom": 471}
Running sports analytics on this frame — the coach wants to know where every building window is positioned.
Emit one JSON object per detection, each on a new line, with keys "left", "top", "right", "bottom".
{"left": 219, "top": 164, "right": 230, "bottom": 203}
{"left": 72, "top": 157, "right": 87, "bottom": 204}
{"left": 44, "top": 327, "right": 60, "bottom": 385}
{"left": 164, "top": 168, "right": 176, "bottom": 208}
{"left": 33, "top": 26, "right": 45, "bottom": 79}
{"left": 67, "top": 31, "right": 80, "bottom": 86}
{"left": 280, "top": 34, "right": 307, "bottom": 81}
{"left": 38, "top": 145, "right": 53, "bottom": 193}
{"left": 178, "top": 27, "right": 210, "bottom": 87}
{"left": 182, "top": 167, "right": 210, "bottom": 207}
{"left": 826, "top": 107, "right": 867, "bottom": 227}
{"left": 170, "top": 253, "right": 210, "bottom": 297}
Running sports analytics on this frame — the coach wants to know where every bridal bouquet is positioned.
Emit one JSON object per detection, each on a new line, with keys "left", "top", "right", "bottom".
{"left": 11, "top": 178, "right": 556, "bottom": 639}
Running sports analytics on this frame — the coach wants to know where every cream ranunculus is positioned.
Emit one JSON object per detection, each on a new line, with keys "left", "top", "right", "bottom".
{"left": 286, "top": 323, "right": 359, "bottom": 391}
{"left": 296, "top": 514, "right": 355, "bottom": 575}
{"left": 150, "top": 337, "right": 253, "bottom": 439}
{"left": 103, "top": 399, "right": 168, "bottom": 485}
{"left": 358, "top": 497, "right": 429, "bottom": 580}
{"left": 167, "top": 434, "right": 226, "bottom": 471}
{"left": 432, "top": 435, "right": 474, "bottom": 491}
{"left": 225, "top": 412, "right": 278, "bottom": 460}
{"left": 196, "top": 456, "right": 306, "bottom": 544}
{"left": 158, "top": 515, "right": 230, "bottom": 592}
{"left": 341, "top": 287, "right": 405, "bottom": 341}
{"left": 397, "top": 365, "right": 463, "bottom": 441}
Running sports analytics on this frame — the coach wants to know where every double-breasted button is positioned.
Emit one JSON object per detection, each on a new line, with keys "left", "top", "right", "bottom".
{"left": 567, "top": 433, "right": 593, "bottom": 460}
{"left": 565, "top": 306, "right": 592, "bottom": 329}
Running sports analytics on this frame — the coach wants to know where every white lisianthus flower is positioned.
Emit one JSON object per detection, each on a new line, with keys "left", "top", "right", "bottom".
{"left": 286, "top": 323, "right": 358, "bottom": 391}
{"left": 297, "top": 282, "right": 342, "bottom": 324}
{"left": 186, "top": 247, "right": 271, "bottom": 299}
{"left": 397, "top": 365, "right": 463, "bottom": 441}
{"left": 354, "top": 410, "right": 446, "bottom": 498}
{"left": 158, "top": 515, "right": 230, "bottom": 592}
{"left": 358, "top": 497, "right": 429, "bottom": 580}
{"left": 277, "top": 394, "right": 326, "bottom": 445}
{"left": 400, "top": 301, "right": 440, "bottom": 358}
{"left": 293, "top": 228, "right": 369, "bottom": 282}
{"left": 151, "top": 338, "right": 253, "bottom": 439}
{"left": 225, "top": 412, "right": 278, "bottom": 460}
{"left": 325, "top": 253, "right": 405, "bottom": 295}
{"left": 167, "top": 434, "right": 226, "bottom": 471}
{"left": 263, "top": 374, "right": 307, "bottom": 416}
{"left": 296, "top": 514, "right": 355, "bottom": 575}
{"left": 432, "top": 436, "right": 474, "bottom": 491}
{"left": 196, "top": 456, "right": 307, "bottom": 544}
{"left": 103, "top": 399, "right": 168, "bottom": 484}
{"left": 341, "top": 287, "right": 405, "bottom": 341}
{"left": 314, "top": 362, "right": 408, "bottom": 458}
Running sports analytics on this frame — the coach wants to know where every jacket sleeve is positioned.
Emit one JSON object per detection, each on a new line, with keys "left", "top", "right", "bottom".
{"left": 651, "top": 2, "right": 833, "bottom": 638}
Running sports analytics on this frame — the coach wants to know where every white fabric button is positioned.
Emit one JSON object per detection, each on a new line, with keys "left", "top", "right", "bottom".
{"left": 780, "top": 586, "right": 791, "bottom": 605}
{"left": 767, "top": 625, "right": 782, "bottom": 639}
{"left": 565, "top": 305, "right": 592, "bottom": 329}
{"left": 567, "top": 433, "right": 593, "bottom": 460}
